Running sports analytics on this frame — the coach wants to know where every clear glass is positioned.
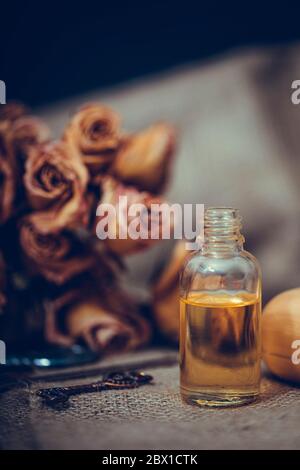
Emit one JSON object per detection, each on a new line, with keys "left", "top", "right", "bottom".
{"left": 179, "top": 207, "right": 262, "bottom": 407}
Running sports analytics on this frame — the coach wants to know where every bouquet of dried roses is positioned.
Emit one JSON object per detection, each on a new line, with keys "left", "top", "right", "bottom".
{"left": 0, "top": 102, "right": 176, "bottom": 357}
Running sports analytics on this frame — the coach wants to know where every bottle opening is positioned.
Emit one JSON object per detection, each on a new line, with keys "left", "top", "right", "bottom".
{"left": 203, "top": 207, "right": 244, "bottom": 253}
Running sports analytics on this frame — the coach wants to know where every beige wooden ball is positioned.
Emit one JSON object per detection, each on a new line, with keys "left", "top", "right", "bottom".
{"left": 262, "top": 288, "right": 300, "bottom": 383}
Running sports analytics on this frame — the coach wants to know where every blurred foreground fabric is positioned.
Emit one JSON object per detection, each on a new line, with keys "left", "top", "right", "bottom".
{"left": 40, "top": 42, "right": 300, "bottom": 303}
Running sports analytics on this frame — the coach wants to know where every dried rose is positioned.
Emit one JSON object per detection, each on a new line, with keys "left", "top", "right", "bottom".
{"left": 113, "top": 122, "right": 176, "bottom": 194}
{"left": 19, "top": 216, "right": 95, "bottom": 285}
{"left": 94, "top": 177, "right": 168, "bottom": 256}
{"left": 45, "top": 288, "right": 151, "bottom": 352}
{"left": 63, "top": 103, "right": 121, "bottom": 177}
{"left": 24, "top": 141, "right": 88, "bottom": 233}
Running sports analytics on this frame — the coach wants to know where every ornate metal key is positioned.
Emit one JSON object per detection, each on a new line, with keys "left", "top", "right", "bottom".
{"left": 37, "top": 370, "right": 153, "bottom": 407}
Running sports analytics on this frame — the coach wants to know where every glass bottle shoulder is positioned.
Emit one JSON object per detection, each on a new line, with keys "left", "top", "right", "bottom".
{"left": 180, "top": 249, "right": 261, "bottom": 297}
{"left": 182, "top": 249, "right": 260, "bottom": 275}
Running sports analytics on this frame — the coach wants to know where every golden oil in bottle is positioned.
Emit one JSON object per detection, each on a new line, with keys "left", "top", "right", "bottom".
{"left": 179, "top": 208, "right": 262, "bottom": 407}
{"left": 180, "top": 291, "right": 261, "bottom": 406}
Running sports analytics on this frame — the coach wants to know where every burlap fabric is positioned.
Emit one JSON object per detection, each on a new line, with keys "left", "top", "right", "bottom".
{"left": 1, "top": 349, "right": 300, "bottom": 450}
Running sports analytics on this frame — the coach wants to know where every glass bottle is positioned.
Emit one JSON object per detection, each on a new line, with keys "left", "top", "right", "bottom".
{"left": 179, "top": 207, "right": 261, "bottom": 407}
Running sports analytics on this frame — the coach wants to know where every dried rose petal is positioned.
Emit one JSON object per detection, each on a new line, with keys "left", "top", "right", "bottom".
{"left": 113, "top": 122, "right": 176, "bottom": 194}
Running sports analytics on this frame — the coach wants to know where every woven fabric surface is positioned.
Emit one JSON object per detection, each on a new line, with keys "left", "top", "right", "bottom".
{"left": 1, "top": 349, "right": 300, "bottom": 450}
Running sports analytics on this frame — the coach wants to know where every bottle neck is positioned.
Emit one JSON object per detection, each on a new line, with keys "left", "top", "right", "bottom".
{"left": 201, "top": 207, "right": 244, "bottom": 257}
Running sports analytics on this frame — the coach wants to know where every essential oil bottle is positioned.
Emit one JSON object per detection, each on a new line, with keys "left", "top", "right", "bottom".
{"left": 180, "top": 207, "right": 262, "bottom": 407}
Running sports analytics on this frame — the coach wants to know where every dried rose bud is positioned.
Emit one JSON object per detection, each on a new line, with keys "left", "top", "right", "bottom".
{"left": 63, "top": 103, "right": 121, "bottom": 177}
{"left": 24, "top": 141, "right": 88, "bottom": 233}
{"left": 113, "top": 122, "right": 176, "bottom": 194}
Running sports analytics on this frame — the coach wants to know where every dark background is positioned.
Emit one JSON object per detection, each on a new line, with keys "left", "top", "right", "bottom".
{"left": 1, "top": 2, "right": 300, "bottom": 107}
